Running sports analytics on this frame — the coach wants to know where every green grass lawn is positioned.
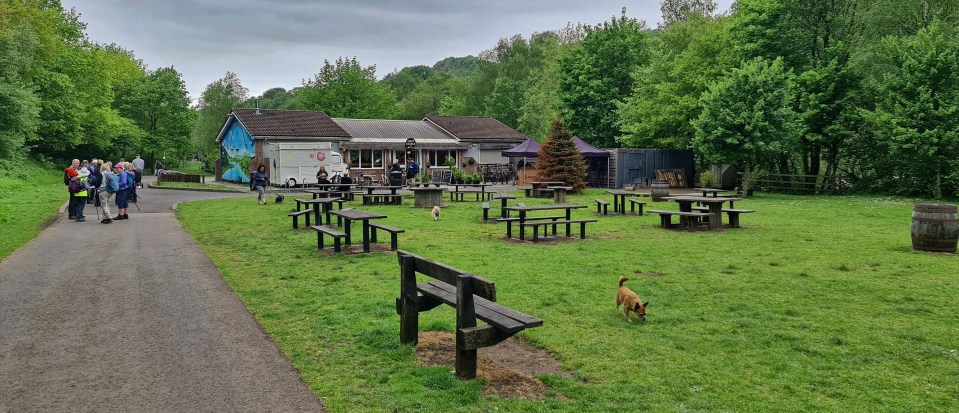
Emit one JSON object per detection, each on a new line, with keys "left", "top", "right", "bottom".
{"left": 176, "top": 191, "right": 959, "bottom": 412}
{"left": 0, "top": 159, "right": 70, "bottom": 261}
{"left": 152, "top": 181, "right": 244, "bottom": 192}
{"left": 171, "top": 160, "right": 214, "bottom": 176}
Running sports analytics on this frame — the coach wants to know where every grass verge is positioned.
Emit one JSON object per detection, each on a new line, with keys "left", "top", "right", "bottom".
{"left": 0, "top": 158, "right": 69, "bottom": 260}
{"left": 176, "top": 191, "right": 959, "bottom": 412}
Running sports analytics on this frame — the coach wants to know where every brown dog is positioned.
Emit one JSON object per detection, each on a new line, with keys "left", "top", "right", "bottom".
{"left": 431, "top": 205, "right": 441, "bottom": 221}
{"left": 616, "top": 276, "right": 648, "bottom": 322}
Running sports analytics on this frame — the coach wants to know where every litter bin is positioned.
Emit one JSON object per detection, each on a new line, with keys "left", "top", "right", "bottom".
{"left": 390, "top": 171, "right": 404, "bottom": 187}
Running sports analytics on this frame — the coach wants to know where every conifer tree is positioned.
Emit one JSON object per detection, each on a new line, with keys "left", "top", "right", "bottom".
{"left": 536, "top": 118, "right": 586, "bottom": 192}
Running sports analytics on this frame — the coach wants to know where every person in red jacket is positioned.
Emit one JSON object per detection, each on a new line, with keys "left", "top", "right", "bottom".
{"left": 65, "top": 159, "right": 80, "bottom": 219}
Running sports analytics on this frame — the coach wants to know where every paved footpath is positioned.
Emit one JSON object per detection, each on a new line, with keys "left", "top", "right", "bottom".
{"left": 0, "top": 180, "right": 325, "bottom": 412}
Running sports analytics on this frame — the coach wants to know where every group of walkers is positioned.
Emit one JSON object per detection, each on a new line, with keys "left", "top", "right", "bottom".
{"left": 65, "top": 155, "right": 146, "bottom": 224}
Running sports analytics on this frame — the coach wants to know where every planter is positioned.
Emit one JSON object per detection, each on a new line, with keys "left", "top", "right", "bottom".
{"left": 650, "top": 179, "right": 670, "bottom": 201}
{"left": 911, "top": 203, "right": 958, "bottom": 253}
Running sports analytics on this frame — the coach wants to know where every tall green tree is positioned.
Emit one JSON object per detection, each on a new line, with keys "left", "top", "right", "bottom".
{"left": 693, "top": 58, "right": 804, "bottom": 195}
{"left": 193, "top": 71, "right": 247, "bottom": 170}
{"left": 618, "top": 14, "right": 735, "bottom": 149}
{"left": 559, "top": 9, "right": 649, "bottom": 147}
{"left": 862, "top": 23, "right": 959, "bottom": 199}
{"left": 116, "top": 67, "right": 195, "bottom": 163}
{"left": 536, "top": 118, "right": 587, "bottom": 191}
{"left": 297, "top": 57, "right": 397, "bottom": 119}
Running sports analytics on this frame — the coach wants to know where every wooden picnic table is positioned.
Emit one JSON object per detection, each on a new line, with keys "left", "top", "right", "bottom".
{"left": 548, "top": 186, "right": 573, "bottom": 203}
{"left": 662, "top": 196, "right": 740, "bottom": 229}
{"left": 503, "top": 204, "right": 587, "bottom": 241}
{"left": 529, "top": 181, "right": 564, "bottom": 198}
{"left": 329, "top": 208, "right": 387, "bottom": 253}
{"left": 362, "top": 185, "right": 403, "bottom": 195}
{"left": 306, "top": 189, "right": 352, "bottom": 200}
{"left": 450, "top": 183, "right": 491, "bottom": 192}
{"left": 604, "top": 189, "right": 646, "bottom": 214}
{"left": 296, "top": 197, "right": 344, "bottom": 224}
{"left": 492, "top": 193, "right": 516, "bottom": 218}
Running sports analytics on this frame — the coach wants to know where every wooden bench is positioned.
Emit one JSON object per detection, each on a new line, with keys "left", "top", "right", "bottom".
{"left": 722, "top": 208, "right": 755, "bottom": 228}
{"left": 362, "top": 193, "right": 402, "bottom": 206}
{"left": 595, "top": 199, "right": 610, "bottom": 215}
{"left": 691, "top": 207, "right": 755, "bottom": 227}
{"left": 496, "top": 216, "right": 565, "bottom": 239}
{"left": 289, "top": 209, "right": 313, "bottom": 229}
{"left": 449, "top": 190, "right": 494, "bottom": 202}
{"left": 481, "top": 202, "right": 490, "bottom": 221}
{"left": 369, "top": 222, "right": 405, "bottom": 251}
{"left": 647, "top": 210, "right": 711, "bottom": 230}
{"left": 628, "top": 198, "right": 646, "bottom": 216}
{"left": 520, "top": 219, "right": 598, "bottom": 241}
{"left": 396, "top": 251, "right": 543, "bottom": 380}
{"left": 518, "top": 186, "right": 533, "bottom": 197}
{"left": 312, "top": 225, "right": 347, "bottom": 253}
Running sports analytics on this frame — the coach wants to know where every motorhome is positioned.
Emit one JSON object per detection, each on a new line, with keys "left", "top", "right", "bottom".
{"left": 266, "top": 142, "right": 348, "bottom": 187}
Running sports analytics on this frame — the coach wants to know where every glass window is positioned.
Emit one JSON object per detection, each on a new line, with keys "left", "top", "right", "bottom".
{"left": 373, "top": 150, "right": 383, "bottom": 168}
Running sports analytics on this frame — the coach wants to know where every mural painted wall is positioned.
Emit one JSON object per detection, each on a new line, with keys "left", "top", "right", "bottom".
{"left": 220, "top": 121, "right": 255, "bottom": 183}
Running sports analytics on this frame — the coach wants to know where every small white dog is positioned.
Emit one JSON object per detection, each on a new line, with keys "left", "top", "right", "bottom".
{"left": 431, "top": 206, "right": 441, "bottom": 221}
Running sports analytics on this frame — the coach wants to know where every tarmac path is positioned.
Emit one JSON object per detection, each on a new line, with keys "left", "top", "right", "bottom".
{"left": 0, "top": 179, "right": 325, "bottom": 412}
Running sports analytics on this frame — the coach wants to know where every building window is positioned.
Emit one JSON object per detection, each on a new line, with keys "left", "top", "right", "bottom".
{"left": 347, "top": 149, "right": 383, "bottom": 168}
{"left": 426, "top": 150, "right": 457, "bottom": 167}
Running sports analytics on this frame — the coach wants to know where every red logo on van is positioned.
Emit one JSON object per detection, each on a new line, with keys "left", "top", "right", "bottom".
{"left": 316, "top": 152, "right": 325, "bottom": 162}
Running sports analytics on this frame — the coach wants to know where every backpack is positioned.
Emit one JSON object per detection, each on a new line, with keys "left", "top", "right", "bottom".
{"left": 105, "top": 174, "right": 119, "bottom": 193}
{"left": 68, "top": 177, "right": 84, "bottom": 193}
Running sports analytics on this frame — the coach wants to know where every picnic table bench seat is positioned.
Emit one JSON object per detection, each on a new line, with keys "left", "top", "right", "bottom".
{"left": 312, "top": 225, "right": 347, "bottom": 252}
{"left": 396, "top": 251, "right": 543, "bottom": 379}
{"left": 595, "top": 199, "right": 610, "bottom": 215}
{"left": 362, "top": 193, "right": 403, "bottom": 205}
{"left": 449, "top": 190, "right": 494, "bottom": 202}
{"left": 647, "top": 209, "right": 711, "bottom": 231}
{"left": 369, "top": 222, "right": 405, "bottom": 251}
{"left": 289, "top": 209, "right": 313, "bottom": 229}
{"left": 628, "top": 198, "right": 646, "bottom": 215}
{"left": 517, "top": 186, "right": 534, "bottom": 197}
{"left": 496, "top": 215, "right": 565, "bottom": 239}
{"left": 481, "top": 202, "right": 490, "bottom": 221}
{"left": 520, "top": 219, "right": 598, "bottom": 241}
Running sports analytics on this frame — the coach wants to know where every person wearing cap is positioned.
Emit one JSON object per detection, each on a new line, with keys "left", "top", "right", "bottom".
{"left": 99, "top": 162, "right": 117, "bottom": 224}
{"left": 74, "top": 168, "right": 90, "bottom": 222}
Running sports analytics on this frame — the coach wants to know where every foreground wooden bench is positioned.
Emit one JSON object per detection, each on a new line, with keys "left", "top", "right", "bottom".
{"left": 521, "top": 219, "right": 598, "bottom": 241}
{"left": 396, "top": 251, "right": 543, "bottom": 380}
{"left": 369, "top": 222, "right": 405, "bottom": 251}
{"left": 312, "top": 225, "right": 347, "bottom": 253}
{"left": 647, "top": 210, "right": 710, "bottom": 230}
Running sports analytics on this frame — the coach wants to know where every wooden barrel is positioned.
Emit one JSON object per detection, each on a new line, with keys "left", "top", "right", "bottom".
{"left": 651, "top": 179, "right": 670, "bottom": 201}
{"left": 911, "top": 203, "right": 958, "bottom": 253}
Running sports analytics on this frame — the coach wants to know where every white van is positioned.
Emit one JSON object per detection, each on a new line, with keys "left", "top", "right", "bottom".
{"left": 266, "top": 142, "right": 349, "bottom": 187}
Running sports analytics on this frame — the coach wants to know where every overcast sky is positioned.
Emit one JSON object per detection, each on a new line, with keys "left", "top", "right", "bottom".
{"left": 62, "top": 0, "right": 734, "bottom": 101}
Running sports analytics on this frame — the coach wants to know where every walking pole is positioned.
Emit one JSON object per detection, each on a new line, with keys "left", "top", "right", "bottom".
{"left": 94, "top": 189, "right": 101, "bottom": 220}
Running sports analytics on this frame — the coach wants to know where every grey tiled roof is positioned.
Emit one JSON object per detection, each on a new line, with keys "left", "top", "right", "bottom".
{"left": 232, "top": 108, "right": 350, "bottom": 139}
{"left": 333, "top": 118, "right": 465, "bottom": 150}
{"left": 423, "top": 115, "right": 528, "bottom": 143}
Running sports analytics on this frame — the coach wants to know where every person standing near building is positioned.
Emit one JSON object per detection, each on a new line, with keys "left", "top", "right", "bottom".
{"left": 406, "top": 159, "right": 419, "bottom": 186}
{"left": 132, "top": 154, "right": 145, "bottom": 188}
{"left": 64, "top": 159, "right": 80, "bottom": 220}
{"left": 99, "top": 162, "right": 117, "bottom": 224}
{"left": 253, "top": 164, "right": 270, "bottom": 204}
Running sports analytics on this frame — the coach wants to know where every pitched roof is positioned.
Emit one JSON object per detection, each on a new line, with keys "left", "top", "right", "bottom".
{"left": 231, "top": 108, "right": 350, "bottom": 139}
{"left": 423, "top": 115, "right": 527, "bottom": 143}
{"left": 333, "top": 118, "right": 465, "bottom": 150}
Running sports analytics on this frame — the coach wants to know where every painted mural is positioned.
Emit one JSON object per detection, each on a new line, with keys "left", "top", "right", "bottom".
{"left": 220, "top": 121, "right": 255, "bottom": 183}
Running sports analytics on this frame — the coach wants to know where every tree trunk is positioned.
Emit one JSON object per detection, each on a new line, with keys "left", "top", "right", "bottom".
{"left": 937, "top": 167, "right": 943, "bottom": 200}
{"left": 742, "top": 163, "right": 751, "bottom": 197}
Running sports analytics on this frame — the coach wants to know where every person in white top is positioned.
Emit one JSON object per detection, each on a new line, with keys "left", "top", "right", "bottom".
{"left": 132, "top": 154, "right": 145, "bottom": 188}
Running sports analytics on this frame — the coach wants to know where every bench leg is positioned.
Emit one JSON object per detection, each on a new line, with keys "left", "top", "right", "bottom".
{"left": 389, "top": 233, "right": 398, "bottom": 251}
{"left": 580, "top": 222, "right": 587, "bottom": 239}
{"left": 596, "top": 202, "right": 602, "bottom": 214}
{"left": 292, "top": 215, "right": 299, "bottom": 230}
{"left": 532, "top": 226, "right": 539, "bottom": 242}
{"left": 316, "top": 231, "right": 324, "bottom": 250}
{"left": 728, "top": 212, "right": 740, "bottom": 228}
{"left": 482, "top": 208, "right": 489, "bottom": 221}
{"left": 603, "top": 204, "right": 608, "bottom": 215}
{"left": 370, "top": 227, "right": 378, "bottom": 244}
{"left": 638, "top": 204, "right": 644, "bottom": 216}
{"left": 506, "top": 220, "right": 513, "bottom": 239}
{"left": 333, "top": 236, "right": 342, "bottom": 253}
{"left": 659, "top": 214, "right": 671, "bottom": 229}
{"left": 306, "top": 211, "right": 312, "bottom": 227}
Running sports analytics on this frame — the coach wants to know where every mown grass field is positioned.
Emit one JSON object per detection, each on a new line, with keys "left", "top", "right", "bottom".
{"left": 176, "top": 190, "right": 958, "bottom": 412}
{"left": 0, "top": 159, "right": 70, "bottom": 260}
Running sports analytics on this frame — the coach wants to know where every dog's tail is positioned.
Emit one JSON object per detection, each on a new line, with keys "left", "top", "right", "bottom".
{"left": 619, "top": 276, "right": 628, "bottom": 287}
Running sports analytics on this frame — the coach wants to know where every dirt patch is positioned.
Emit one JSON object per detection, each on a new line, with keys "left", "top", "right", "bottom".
{"left": 415, "top": 331, "right": 571, "bottom": 399}
{"left": 635, "top": 271, "right": 668, "bottom": 278}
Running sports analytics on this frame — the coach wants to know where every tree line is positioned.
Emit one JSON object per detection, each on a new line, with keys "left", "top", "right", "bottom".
{"left": 3, "top": 1, "right": 957, "bottom": 198}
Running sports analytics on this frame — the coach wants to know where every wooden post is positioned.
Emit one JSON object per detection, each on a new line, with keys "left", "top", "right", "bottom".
{"left": 399, "top": 254, "right": 419, "bottom": 345}
{"left": 455, "top": 276, "right": 478, "bottom": 379}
